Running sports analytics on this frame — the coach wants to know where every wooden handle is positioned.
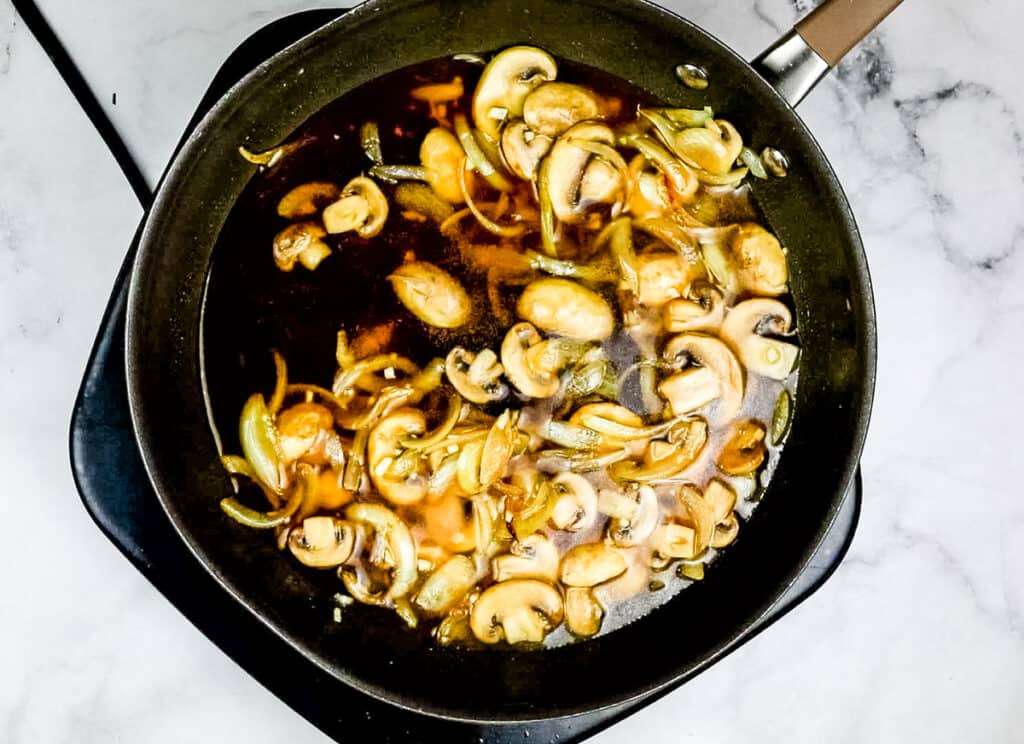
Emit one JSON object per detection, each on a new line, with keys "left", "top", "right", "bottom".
{"left": 795, "top": 0, "right": 903, "bottom": 66}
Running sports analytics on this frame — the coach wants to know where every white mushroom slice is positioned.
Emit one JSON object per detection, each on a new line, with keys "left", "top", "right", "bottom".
{"left": 492, "top": 534, "right": 560, "bottom": 582}
{"left": 499, "top": 120, "right": 553, "bottom": 180}
{"left": 414, "top": 555, "right": 478, "bottom": 615}
{"left": 662, "top": 333, "right": 744, "bottom": 420}
{"left": 677, "top": 484, "right": 716, "bottom": 555}
{"left": 560, "top": 543, "right": 628, "bottom": 587}
{"left": 658, "top": 366, "right": 720, "bottom": 417}
{"left": 517, "top": 277, "right": 614, "bottom": 341}
{"left": 470, "top": 579, "right": 564, "bottom": 645}
{"left": 720, "top": 298, "right": 799, "bottom": 380}
{"left": 522, "top": 82, "right": 603, "bottom": 137}
{"left": 703, "top": 479, "right": 737, "bottom": 523}
{"left": 662, "top": 282, "right": 725, "bottom": 333}
{"left": 632, "top": 252, "right": 700, "bottom": 308}
{"left": 564, "top": 587, "right": 604, "bottom": 637}
{"left": 543, "top": 121, "right": 620, "bottom": 223}
{"left": 549, "top": 473, "right": 598, "bottom": 531}
{"left": 445, "top": 347, "right": 508, "bottom": 404}
{"left": 322, "top": 176, "right": 388, "bottom": 238}
{"left": 608, "top": 485, "right": 660, "bottom": 547}
{"left": 420, "top": 127, "right": 465, "bottom": 204}
{"left": 388, "top": 261, "right": 472, "bottom": 329}
{"left": 272, "top": 222, "right": 331, "bottom": 272}
{"left": 730, "top": 223, "right": 788, "bottom": 296}
{"left": 711, "top": 512, "right": 740, "bottom": 548}
{"left": 473, "top": 46, "right": 558, "bottom": 142}
{"left": 288, "top": 517, "right": 355, "bottom": 568}
{"left": 367, "top": 408, "right": 429, "bottom": 505}
{"left": 501, "top": 322, "right": 561, "bottom": 398}
{"left": 651, "top": 522, "right": 697, "bottom": 560}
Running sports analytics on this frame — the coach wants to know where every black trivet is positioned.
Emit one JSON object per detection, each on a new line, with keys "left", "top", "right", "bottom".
{"left": 69, "top": 9, "right": 861, "bottom": 743}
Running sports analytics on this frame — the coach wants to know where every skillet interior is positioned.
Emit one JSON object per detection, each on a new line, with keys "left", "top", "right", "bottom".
{"left": 126, "top": 0, "right": 875, "bottom": 722}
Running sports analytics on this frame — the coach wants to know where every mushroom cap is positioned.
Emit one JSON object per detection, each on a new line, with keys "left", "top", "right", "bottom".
{"left": 564, "top": 587, "right": 604, "bottom": 637}
{"left": 445, "top": 347, "right": 508, "bottom": 404}
{"left": 522, "top": 82, "right": 603, "bottom": 137}
{"left": 367, "top": 408, "right": 429, "bottom": 505}
{"left": 420, "top": 127, "right": 466, "bottom": 204}
{"left": 470, "top": 579, "right": 564, "bottom": 645}
{"left": 287, "top": 516, "right": 355, "bottom": 568}
{"left": 492, "top": 534, "right": 560, "bottom": 582}
{"left": 388, "top": 261, "right": 472, "bottom": 329}
{"left": 720, "top": 298, "right": 799, "bottom": 380}
{"left": 500, "top": 119, "right": 553, "bottom": 180}
{"left": 559, "top": 543, "right": 629, "bottom": 587}
{"left": 543, "top": 121, "right": 619, "bottom": 223}
{"left": 549, "top": 472, "right": 599, "bottom": 531}
{"left": 473, "top": 46, "right": 558, "bottom": 141}
{"left": 730, "top": 223, "right": 788, "bottom": 296}
{"left": 517, "top": 277, "right": 615, "bottom": 341}
{"left": 662, "top": 333, "right": 744, "bottom": 421}
{"left": 345, "top": 502, "right": 418, "bottom": 601}
{"left": 501, "top": 322, "right": 561, "bottom": 398}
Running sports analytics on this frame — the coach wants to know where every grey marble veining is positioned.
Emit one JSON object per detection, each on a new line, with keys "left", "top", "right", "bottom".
{"left": 1, "top": 0, "right": 1023, "bottom": 742}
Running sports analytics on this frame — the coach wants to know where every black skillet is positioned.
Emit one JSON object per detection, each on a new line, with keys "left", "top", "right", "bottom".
{"left": 126, "top": 0, "right": 897, "bottom": 723}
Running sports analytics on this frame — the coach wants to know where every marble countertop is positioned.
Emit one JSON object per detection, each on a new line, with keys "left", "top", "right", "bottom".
{"left": 2, "top": 0, "right": 1022, "bottom": 741}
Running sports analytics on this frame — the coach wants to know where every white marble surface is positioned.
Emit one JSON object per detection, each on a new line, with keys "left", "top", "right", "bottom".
{"left": 1, "top": 0, "right": 1022, "bottom": 741}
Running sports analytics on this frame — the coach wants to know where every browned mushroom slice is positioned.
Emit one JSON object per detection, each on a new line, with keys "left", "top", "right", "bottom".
{"left": 500, "top": 119, "right": 553, "bottom": 180}
{"left": 720, "top": 298, "right": 799, "bottom": 379}
{"left": 472, "top": 46, "right": 558, "bottom": 141}
{"left": 522, "top": 82, "right": 603, "bottom": 137}
{"left": 288, "top": 517, "right": 356, "bottom": 568}
{"left": 564, "top": 587, "right": 604, "bottom": 637}
{"left": 560, "top": 543, "right": 629, "bottom": 586}
{"left": 272, "top": 222, "right": 331, "bottom": 272}
{"left": 517, "top": 277, "right": 615, "bottom": 341}
{"left": 662, "top": 333, "right": 744, "bottom": 420}
{"left": 469, "top": 579, "right": 564, "bottom": 644}
{"left": 492, "top": 534, "right": 560, "bottom": 582}
{"left": 388, "top": 261, "right": 472, "bottom": 329}
{"left": 718, "top": 419, "right": 767, "bottom": 475}
{"left": 730, "top": 223, "right": 788, "bottom": 296}
{"left": 711, "top": 512, "right": 740, "bottom": 548}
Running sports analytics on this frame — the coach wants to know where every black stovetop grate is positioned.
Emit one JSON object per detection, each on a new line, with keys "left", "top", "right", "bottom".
{"left": 66, "top": 9, "right": 861, "bottom": 743}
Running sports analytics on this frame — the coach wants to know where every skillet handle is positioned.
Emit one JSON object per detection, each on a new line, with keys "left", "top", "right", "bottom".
{"left": 751, "top": 0, "right": 903, "bottom": 107}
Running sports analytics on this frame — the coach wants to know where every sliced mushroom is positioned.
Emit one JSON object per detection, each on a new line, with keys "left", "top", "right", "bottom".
{"left": 703, "top": 479, "right": 737, "bottom": 523}
{"left": 564, "top": 587, "right": 604, "bottom": 637}
{"left": 658, "top": 366, "right": 720, "bottom": 417}
{"left": 608, "top": 485, "right": 660, "bottom": 547}
{"left": 517, "top": 278, "right": 614, "bottom": 341}
{"left": 288, "top": 516, "right": 355, "bottom": 568}
{"left": 277, "top": 402, "right": 334, "bottom": 464}
{"left": 711, "top": 512, "right": 740, "bottom": 548}
{"left": 388, "top": 261, "right": 472, "bottom": 329}
{"left": 445, "top": 347, "right": 507, "bottom": 404}
{"left": 277, "top": 181, "right": 340, "bottom": 219}
{"left": 543, "top": 121, "right": 621, "bottom": 223}
{"left": 549, "top": 472, "right": 598, "bottom": 531}
{"left": 500, "top": 119, "right": 553, "bottom": 180}
{"left": 651, "top": 522, "right": 697, "bottom": 560}
{"left": 730, "top": 223, "right": 788, "bottom": 296}
{"left": 720, "top": 298, "right": 799, "bottom": 380}
{"left": 501, "top": 322, "right": 561, "bottom": 398}
{"left": 469, "top": 579, "right": 563, "bottom": 645}
{"left": 662, "top": 333, "right": 744, "bottom": 420}
{"left": 522, "top": 82, "right": 602, "bottom": 137}
{"left": 633, "top": 252, "right": 702, "bottom": 308}
{"left": 718, "top": 419, "right": 767, "bottom": 476}
{"left": 662, "top": 281, "right": 725, "bottom": 333}
{"left": 367, "top": 408, "right": 429, "bottom": 505}
{"left": 414, "top": 555, "right": 478, "bottom": 615}
{"left": 322, "top": 176, "right": 388, "bottom": 238}
{"left": 677, "top": 483, "right": 716, "bottom": 556}
{"left": 560, "top": 543, "right": 628, "bottom": 586}
{"left": 420, "top": 127, "right": 466, "bottom": 204}
{"left": 492, "top": 533, "right": 560, "bottom": 582}
{"left": 472, "top": 46, "right": 558, "bottom": 141}
{"left": 345, "top": 502, "right": 418, "bottom": 601}
{"left": 272, "top": 222, "right": 331, "bottom": 272}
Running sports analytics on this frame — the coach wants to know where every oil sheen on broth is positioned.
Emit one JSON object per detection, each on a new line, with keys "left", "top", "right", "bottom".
{"left": 203, "top": 47, "right": 799, "bottom": 648}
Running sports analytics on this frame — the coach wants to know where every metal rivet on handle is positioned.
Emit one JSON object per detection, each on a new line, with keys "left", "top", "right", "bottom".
{"left": 675, "top": 63, "right": 709, "bottom": 90}
{"left": 761, "top": 147, "right": 790, "bottom": 177}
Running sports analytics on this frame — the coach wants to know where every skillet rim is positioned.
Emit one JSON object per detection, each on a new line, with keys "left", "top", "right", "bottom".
{"left": 126, "top": 0, "right": 876, "bottom": 722}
